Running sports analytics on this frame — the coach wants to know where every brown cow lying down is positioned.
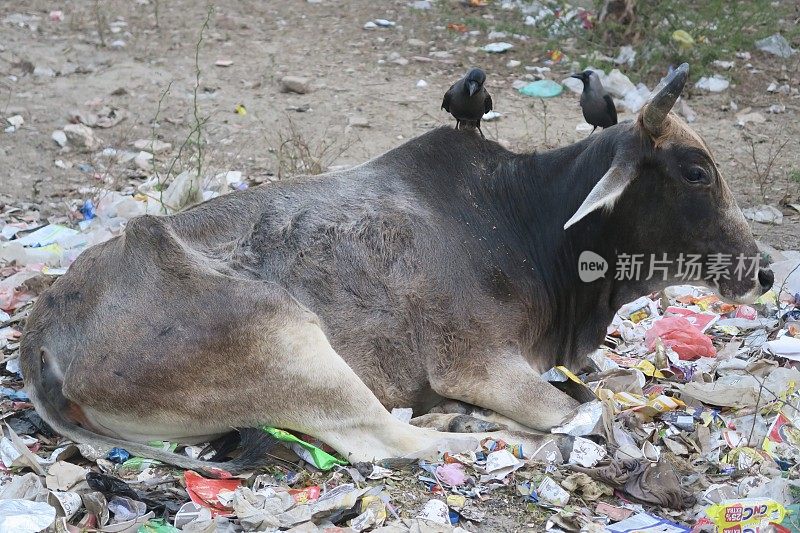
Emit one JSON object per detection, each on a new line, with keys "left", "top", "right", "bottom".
{"left": 21, "top": 64, "right": 772, "bottom": 471}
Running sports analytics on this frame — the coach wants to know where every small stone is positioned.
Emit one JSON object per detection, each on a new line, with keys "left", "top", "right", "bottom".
{"left": 280, "top": 76, "right": 312, "bottom": 94}
{"left": 33, "top": 66, "right": 55, "bottom": 77}
{"left": 3, "top": 125, "right": 14, "bottom": 133}
{"left": 736, "top": 51, "right": 751, "bottom": 60}
{"left": 374, "top": 19, "right": 395, "bottom": 27}
{"left": 416, "top": 79, "right": 428, "bottom": 88}
{"left": 506, "top": 59, "right": 521, "bottom": 68}
{"left": 6, "top": 115, "right": 23, "bottom": 127}
{"left": 110, "top": 40, "right": 126, "bottom": 49}
{"left": 482, "top": 110, "right": 501, "bottom": 121}
{"left": 410, "top": 0, "right": 432, "bottom": 9}
{"left": 736, "top": 111, "right": 766, "bottom": 127}
{"left": 134, "top": 151, "right": 154, "bottom": 170}
{"left": 63, "top": 123, "right": 101, "bottom": 151}
{"left": 712, "top": 60, "right": 735, "bottom": 70}
{"left": 487, "top": 31, "right": 507, "bottom": 40}
{"left": 483, "top": 42, "right": 513, "bottom": 53}
{"left": 407, "top": 38, "right": 426, "bottom": 47}
{"left": 214, "top": 59, "right": 233, "bottom": 67}
{"left": 768, "top": 104, "right": 785, "bottom": 114}
{"left": 133, "top": 139, "right": 172, "bottom": 153}
{"left": 348, "top": 116, "right": 370, "bottom": 128}
{"left": 363, "top": 21, "right": 377, "bottom": 30}
{"left": 52, "top": 130, "right": 67, "bottom": 147}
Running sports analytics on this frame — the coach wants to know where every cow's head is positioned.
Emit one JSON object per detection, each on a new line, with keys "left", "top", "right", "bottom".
{"left": 565, "top": 63, "right": 773, "bottom": 303}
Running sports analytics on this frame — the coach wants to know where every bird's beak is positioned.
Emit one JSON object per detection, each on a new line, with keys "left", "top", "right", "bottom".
{"left": 467, "top": 80, "right": 479, "bottom": 96}
{"left": 570, "top": 73, "right": 583, "bottom": 80}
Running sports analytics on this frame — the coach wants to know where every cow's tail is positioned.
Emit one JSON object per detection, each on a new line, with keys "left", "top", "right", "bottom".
{"left": 23, "top": 347, "right": 282, "bottom": 476}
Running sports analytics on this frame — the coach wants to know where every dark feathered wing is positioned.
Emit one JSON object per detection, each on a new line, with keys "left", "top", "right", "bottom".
{"left": 484, "top": 92, "right": 493, "bottom": 114}
{"left": 441, "top": 84, "right": 455, "bottom": 112}
{"left": 603, "top": 94, "right": 618, "bottom": 125}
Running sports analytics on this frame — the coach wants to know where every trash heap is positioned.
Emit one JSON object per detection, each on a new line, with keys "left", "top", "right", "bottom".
{"left": 2, "top": 186, "right": 800, "bottom": 532}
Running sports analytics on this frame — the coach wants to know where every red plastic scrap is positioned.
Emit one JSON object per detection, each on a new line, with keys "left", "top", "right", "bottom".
{"left": 183, "top": 470, "right": 242, "bottom": 517}
{"left": 645, "top": 316, "right": 716, "bottom": 360}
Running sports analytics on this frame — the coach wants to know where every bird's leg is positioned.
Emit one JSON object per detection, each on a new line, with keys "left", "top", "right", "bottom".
{"left": 455, "top": 119, "right": 461, "bottom": 130}
{"left": 591, "top": 126, "right": 597, "bottom": 135}
{"left": 476, "top": 121, "right": 486, "bottom": 139}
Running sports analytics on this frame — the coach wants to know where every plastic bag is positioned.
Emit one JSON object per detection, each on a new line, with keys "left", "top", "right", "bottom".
{"left": 645, "top": 316, "right": 716, "bottom": 360}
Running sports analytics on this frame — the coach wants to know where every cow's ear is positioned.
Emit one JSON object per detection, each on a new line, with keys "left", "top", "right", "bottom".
{"left": 563, "top": 163, "right": 636, "bottom": 230}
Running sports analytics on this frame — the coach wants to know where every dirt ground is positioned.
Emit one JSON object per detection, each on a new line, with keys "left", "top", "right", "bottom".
{"left": 1, "top": 1, "right": 800, "bottom": 530}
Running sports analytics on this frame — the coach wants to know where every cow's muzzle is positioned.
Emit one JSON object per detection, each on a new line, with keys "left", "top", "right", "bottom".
{"left": 758, "top": 267, "right": 774, "bottom": 294}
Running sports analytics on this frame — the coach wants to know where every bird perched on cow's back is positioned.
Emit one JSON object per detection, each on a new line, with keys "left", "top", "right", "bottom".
{"left": 571, "top": 70, "right": 617, "bottom": 133}
{"left": 442, "top": 68, "right": 493, "bottom": 138}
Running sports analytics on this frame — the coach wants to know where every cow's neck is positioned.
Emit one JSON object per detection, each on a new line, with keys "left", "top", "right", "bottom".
{"left": 485, "top": 134, "right": 628, "bottom": 370}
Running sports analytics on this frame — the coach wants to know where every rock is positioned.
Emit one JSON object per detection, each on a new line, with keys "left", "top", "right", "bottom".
{"left": 769, "top": 104, "right": 785, "bottom": 114}
{"left": 736, "top": 51, "right": 751, "bottom": 60}
{"left": 407, "top": 38, "right": 426, "bottom": 47}
{"left": 743, "top": 205, "right": 782, "bottom": 225}
{"left": 6, "top": 115, "right": 23, "bottom": 127}
{"left": 363, "top": 21, "right": 377, "bottom": 30}
{"left": 506, "top": 59, "right": 521, "bottom": 68}
{"left": 134, "top": 151, "right": 154, "bottom": 170}
{"left": 695, "top": 75, "right": 729, "bottom": 92}
{"left": 133, "top": 139, "right": 171, "bottom": 154}
{"left": 416, "top": 79, "right": 428, "bottom": 88}
{"left": 487, "top": 31, "right": 507, "bottom": 40}
{"left": 736, "top": 111, "right": 766, "bottom": 127}
{"left": 374, "top": 19, "right": 395, "bottom": 27}
{"left": 712, "top": 60, "right": 735, "bottom": 70}
{"left": 63, "top": 123, "right": 100, "bottom": 151}
{"left": 482, "top": 111, "right": 501, "bottom": 121}
{"left": 483, "top": 42, "right": 513, "bottom": 53}
{"left": 51, "top": 130, "right": 67, "bottom": 147}
{"left": 280, "top": 76, "right": 312, "bottom": 94}
{"left": 214, "top": 59, "right": 233, "bottom": 67}
{"left": 33, "top": 66, "right": 55, "bottom": 77}
{"left": 755, "top": 34, "right": 795, "bottom": 58}
{"left": 109, "top": 40, "right": 126, "bottom": 49}
{"left": 675, "top": 98, "right": 697, "bottom": 123}
{"left": 410, "top": 0, "right": 432, "bottom": 9}
{"left": 347, "top": 116, "right": 370, "bottom": 128}
{"left": 387, "top": 52, "right": 408, "bottom": 66}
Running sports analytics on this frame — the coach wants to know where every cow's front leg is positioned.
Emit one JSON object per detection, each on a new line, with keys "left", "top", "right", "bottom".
{"left": 428, "top": 353, "right": 581, "bottom": 431}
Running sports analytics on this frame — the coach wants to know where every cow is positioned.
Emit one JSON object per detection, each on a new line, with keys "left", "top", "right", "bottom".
{"left": 20, "top": 64, "right": 772, "bottom": 472}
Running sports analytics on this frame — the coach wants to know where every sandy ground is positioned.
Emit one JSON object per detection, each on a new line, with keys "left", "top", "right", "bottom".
{"left": 1, "top": 1, "right": 799, "bottom": 530}
{"left": 1, "top": 0, "right": 799, "bottom": 247}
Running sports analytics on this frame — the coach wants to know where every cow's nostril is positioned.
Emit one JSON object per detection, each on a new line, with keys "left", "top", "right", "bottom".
{"left": 758, "top": 268, "right": 774, "bottom": 291}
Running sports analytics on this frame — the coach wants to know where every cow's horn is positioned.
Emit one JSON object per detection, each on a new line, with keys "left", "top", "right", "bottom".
{"left": 641, "top": 63, "right": 689, "bottom": 136}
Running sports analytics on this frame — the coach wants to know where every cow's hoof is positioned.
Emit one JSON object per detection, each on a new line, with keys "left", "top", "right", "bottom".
{"left": 410, "top": 413, "right": 504, "bottom": 433}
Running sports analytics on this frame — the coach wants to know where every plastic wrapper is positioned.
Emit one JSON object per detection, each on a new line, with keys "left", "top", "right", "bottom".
{"left": 645, "top": 316, "right": 716, "bottom": 360}
{"left": 705, "top": 498, "right": 786, "bottom": 531}
{"left": 262, "top": 426, "right": 346, "bottom": 470}
{"left": 569, "top": 437, "right": 606, "bottom": 468}
{"left": 553, "top": 400, "right": 603, "bottom": 436}
{"left": 0, "top": 500, "right": 56, "bottom": 533}
{"left": 183, "top": 471, "right": 242, "bottom": 517}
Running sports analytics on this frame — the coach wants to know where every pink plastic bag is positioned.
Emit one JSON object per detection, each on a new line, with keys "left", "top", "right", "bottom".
{"left": 645, "top": 316, "right": 716, "bottom": 360}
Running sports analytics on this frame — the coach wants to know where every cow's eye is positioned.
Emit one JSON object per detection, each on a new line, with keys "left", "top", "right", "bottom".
{"left": 685, "top": 166, "right": 710, "bottom": 184}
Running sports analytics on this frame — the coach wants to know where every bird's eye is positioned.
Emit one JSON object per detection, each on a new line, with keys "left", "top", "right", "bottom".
{"left": 685, "top": 166, "right": 710, "bottom": 184}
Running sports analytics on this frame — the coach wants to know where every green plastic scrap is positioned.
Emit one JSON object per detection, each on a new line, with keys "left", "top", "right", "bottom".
{"left": 262, "top": 426, "right": 347, "bottom": 470}
{"left": 138, "top": 518, "right": 181, "bottom": 533}
{"left": 518, "top": 79, "right": 563, "bottom": 98}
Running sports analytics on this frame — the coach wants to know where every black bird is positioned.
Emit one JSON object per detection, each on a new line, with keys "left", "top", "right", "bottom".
{"left": 441, "top": 68, "right": 493, "bottom": 138}
{"left": 570, "top": 70, "right": 617, "bottom": 133}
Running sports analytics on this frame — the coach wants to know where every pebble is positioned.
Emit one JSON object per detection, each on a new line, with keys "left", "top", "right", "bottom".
{"left": 133, "top": 139, "right": 172, "bottom": 154}
{"left": 416, "top": 79, "right": 428, "bottom": 88}
{"left": 6, "top": 115, "right": 24, "bottom": 127}
{"left": 506, "top": 60, "right": 521, "bottom": 68}
{"left": 33, "top": 66, "right": 55, "bottom": 77}
{"left": 348, "top": 116, "right": 370, "bottom": 128}
{"left": 134, "top": 151, "right": 154, "bottom": 170}
{"left": 407, "top": 38, "right": 426, "bottom": 47}
{"left": 110, "top": 40, "right": 126, "bottom": 49}
{"left": 768, "top": 104, "right": 785, "bottom": 114}
{"left": 483, "top": 42, "right": 513, "bottom": 53}
{"left": 280, "top": 76, "right": 312, "bottom": 94}
{"left": 374, "top": 19, "right": 395, "bottom": 27}
{"left": 63, "top": 123, "right": 101, "bottom": 151}
{"left": 363, "top": 21, "right": 377, "bottom": 30}
{"left": 51, "top": 130, "right": 67, "bottom": 147}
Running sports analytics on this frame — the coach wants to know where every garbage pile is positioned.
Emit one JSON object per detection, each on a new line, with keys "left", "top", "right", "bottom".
{"left": 2, "top": 184, "right": 800, "bottom": 532}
